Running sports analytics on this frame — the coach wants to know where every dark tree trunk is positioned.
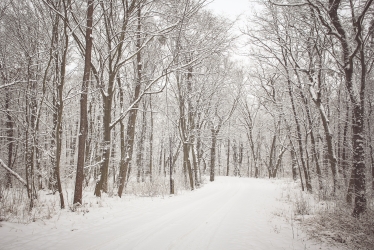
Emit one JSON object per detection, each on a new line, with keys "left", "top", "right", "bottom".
{"left": 302, "top": 92, "right": 323, "bottom": 191}
{"left": 163, "top": 150, "right": 167, "bottom": 177}
{"left": 50, "top": 14, "right": 59, "bottom": 192}
{"left": 210, "top": 129, "right": 217, "bottom": 182}
{"left": 5, "top": 88, "right": 13, "bottom": 188}
{"left": 366, "top": 102, "right": 374, "bottom": 191}
{"left": 281, "top": 43, "right": 311, "bottom": 191}
{"left": 183, "top": 142, "right": 194, "bottom": 189}
{"left": 117, "top": 86, "right": 141, "bottom": 197}
{"left": 73, "top": 0, "right": 93, "bottom": 205}
{"left": 342, "top": 104, "right": 349, "bottom": 187}
{"left": 346, "top": 167, "right": 355, "bottom": 204}
{"left": 94, "top": 78, "right": 114, "bottom": 196}
{"left": 319, "top": 106, "right": 338, "bottom": 193}
{"left": 226, "top": 138, "right": 230, "bottom": 176}
{"left": 290, "top": 147, "right": 297, "bottom": 181}
{"left": 247, "top": 149, "right": 251, "bottom": 177}
{"left": 117, "top": 5, "right": 143, "bottom": 197}
{"left": 149, "top": 96, "right": 153, "bottom": 182}
{"left": 255, "top": 145, "right": 260, "bottom": 178}
{"left": 169, "top": 136, "right": 174, "bottom": 194}
{"left": 191, "top": 145, "right": 199, "bottom": 187}
{"left": 268, "top": 133, "right": 276, "bottom": 179}
{"left": 53, "top": 2, "right": 69, "bottom": 208}
{"left": 352, "top": 104, "right": 366, "bottom": 217}
{"left": 326, "top": 0, "right": 370, "bottom": 217}
{"left": 271, "top": 146, "right": 287, "bottom": 179}
{"left": 237, "top": 142, "right": 243, "bottom": 177}
{"left": 287, "top": 79, "right": 312, "bottom": 192}
{"left": 177, "top": 61, "right": 195, "bottom": 190}
{"left": 25, "top": 56, "right": 37, "bottom": 209}
{"left": 158, "top": 139, "right": 163, "bottom": 175}
{"left": 136, "top": 100, "right": 147, "bottom": 183}
{"left": 233, "top": 141, "right": 238, "bottom": 176}
{"left": 196, "top": 128, "right": 203, "bottom": 183}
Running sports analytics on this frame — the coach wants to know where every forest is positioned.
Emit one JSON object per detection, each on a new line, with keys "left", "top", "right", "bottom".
{"left": 1, "top": 0, "right": 374, "bottom": 248}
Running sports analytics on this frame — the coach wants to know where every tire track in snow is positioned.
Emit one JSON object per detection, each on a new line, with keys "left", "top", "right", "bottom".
{"left": 166, "top": 179, "right": 244, "bottom": 249}
{"left": 88, "top": 178, "right": 236, "bottom": 249}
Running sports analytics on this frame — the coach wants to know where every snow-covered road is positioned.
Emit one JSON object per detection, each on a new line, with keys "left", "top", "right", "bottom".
{"left": 1, "top": 177, "right": 333, "bottom": 250}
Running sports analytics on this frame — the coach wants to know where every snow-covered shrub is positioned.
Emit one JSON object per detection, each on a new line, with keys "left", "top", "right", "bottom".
{"left": 303, "top": 201, "right": 374, "bottom": 250}
{"left": 294, "top": 191, "right": 312, "bottom": 216}
{"left": 0, "top": 184, "right": 60, "bottom": 223}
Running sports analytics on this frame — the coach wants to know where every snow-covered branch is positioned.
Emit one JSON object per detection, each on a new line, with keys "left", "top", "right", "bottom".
{"left": 0, "top": 159, "right": 27, "bottom": 186}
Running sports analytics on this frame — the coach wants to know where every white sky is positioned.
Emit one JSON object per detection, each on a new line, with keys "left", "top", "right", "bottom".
{"left": 205, "top": 0, "right": 252, "bottom": 20}
{"left": 204, "top": 0, "right": 257, "bottom": 62}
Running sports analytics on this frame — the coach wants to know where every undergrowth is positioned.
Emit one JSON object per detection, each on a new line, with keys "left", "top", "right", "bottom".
{"left": 0, "top": 172, "right": 205, "bottom": 224}
{"left": 280, "top": 179, "right": 374, "bottom": 250}
{"left": 0, "top": 184, "right": 59, "bottom": 223}
{"left": 302, "top": 202, "right": 374, "bottom": 250}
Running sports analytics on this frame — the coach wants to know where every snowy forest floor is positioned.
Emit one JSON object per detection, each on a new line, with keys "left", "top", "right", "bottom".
{"left": 0, "top": 177, "right": 346, "bottom": 250}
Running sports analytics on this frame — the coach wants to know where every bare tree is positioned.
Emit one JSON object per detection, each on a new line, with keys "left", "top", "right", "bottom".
{"left": 73, "top": 0, "right": 94, "bottom": 205}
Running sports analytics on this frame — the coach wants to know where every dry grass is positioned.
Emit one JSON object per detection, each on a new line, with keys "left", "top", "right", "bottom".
{"left": 277, "top": 179, "right": 374, "bottom": 249}
{"left": 302, "top": 203, "right": 374, "bottom": 250}
{"left": 293, "top": 191, "right": 313, "bottom": 216}
{"left": 0, "top": 184, "right": 59, "bottom": 223}
{"left": 125, "top": 175, "right": 172, "bottom": 197}
{"left": 0, "top": 171, "right": 205, "bottom": 223}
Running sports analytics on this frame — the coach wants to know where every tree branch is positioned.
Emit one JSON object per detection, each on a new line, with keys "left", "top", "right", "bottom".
{"left": 0, "top": 159, "right": 27, "bottom": 186}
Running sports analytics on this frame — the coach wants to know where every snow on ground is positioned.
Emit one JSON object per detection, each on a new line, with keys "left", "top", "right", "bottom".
{"left": 1, "top": 177, "right": 338, "bottom": 250}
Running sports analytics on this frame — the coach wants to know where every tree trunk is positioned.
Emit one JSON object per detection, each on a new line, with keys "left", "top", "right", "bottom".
{"left": 366, "top": 103, "right": 374, "bottom": 190}
{"left": 191, "top": 145, "right": 199, "bottom": 187}
{"left": 196, "top": 128, "right": 203, "bottom": 183}
{"left": 352, "top": 104, "right": 366, "bottom": 217}
{"left": 50, "top": 31, "right": 58, "bottom": 192}
{"left": 5, "top": 87, "right": 13, "bottom": 188}
{"left": 94, "top": 78, "right": 114, "bottom": 196}
{"left": 25, "top": 56, "right": 37, "bottom": 209}
{"left": 73, "top": 0, "right": 94, "bottom": 205}
{"left": 346, "top": 167, "right": 355, "bottom": 204}
{"left": 290, "top": 147, "right": 297, "bottom": 181}
{"left": 136, "top": 100, "right": 147, "bottom": 183}
{"left": 268, "top": 133, "right": 276, "bottom": 178}
{"left": 318, "top": 105, "right": 338, "bottom": 193}
{"left": 247, "top": 149, "right": 251, "bottom": 177}
{"left": 149, "top": 96, "right": 153, "bottom": 182}
{"left": 158, "top": 139, "right": 163, "bottom": 175}
{"left": 117, "top": 5, "right": 143, "bottom": 197}
{"left": 271, "top": 144, "right": 287, "bottom": 179}
{"left": 255, "top": 146, "right": 260, "bottom": 178}
{"left": 233, "top": 141, "right": 238, "bottom": 176}
{"left": 302, "top": 92, "right": 323, "bottom": 191}
{"left": 52, "top": 2, "right": 70, "bottom": 208}
{"left": 287, "top": 80, "right": 312, "bottom": 192}
{"left": 326, "top": 0, "right": 368, "bottom": 217}
{"left": 342, "top": 104, "right": 349, "bottom": 187}
{"left": 210, "top": 129, "right": 217, "bottom": 182}
{"left": 238, "top": 142, "right": 243, "bottom": 177}
{"left": 183, "top": 142, "right": 194, "bottom": 189}
{"left": 169, "top": 136, "right": 174, "bottom": 194}
{"left": 226, "top": 138, "right": 230, "bottom": 176}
